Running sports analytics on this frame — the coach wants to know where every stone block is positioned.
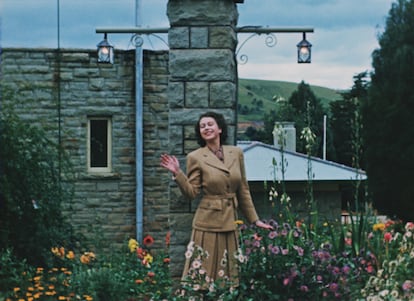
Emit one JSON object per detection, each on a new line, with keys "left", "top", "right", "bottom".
{"left": 190, "top": 27, "right": 208, "bottom": 48}
{"left": 167, "top": 0, "right": 238, "bottom": 26}
{"left": 168, "top": 27, "right": 190, "bottom": 49}
{"left": 169, "top": 49, "right": 236, "bottom": 81}
{"left": 185, "top": 82, "right": 209, "bottom": 107}
{"left": 210, "top": 81, "right": 237, "bottom": 108}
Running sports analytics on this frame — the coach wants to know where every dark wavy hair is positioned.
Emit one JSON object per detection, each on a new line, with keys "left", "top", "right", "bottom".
{"left": 195, "top": 111, "right": 228, "bottom": 147}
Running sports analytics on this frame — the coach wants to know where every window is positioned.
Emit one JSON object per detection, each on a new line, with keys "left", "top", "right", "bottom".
{"left": 87, "top": 117, "right": 112, "bottom": 173}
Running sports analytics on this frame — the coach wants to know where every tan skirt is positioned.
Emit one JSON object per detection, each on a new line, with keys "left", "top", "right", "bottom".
{"left": 182, "top": 229, "right": 240, "bottom": 285}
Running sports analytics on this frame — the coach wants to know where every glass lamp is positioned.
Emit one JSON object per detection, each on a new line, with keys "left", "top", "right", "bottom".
{"left": 297, "top": 32, "right": 312, "bottom": 63}
{"left": 97, "top": 33, "right": 114, "bottom": 64}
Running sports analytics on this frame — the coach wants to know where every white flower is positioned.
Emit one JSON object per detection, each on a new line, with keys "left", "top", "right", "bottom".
{"left": 192, "top": 259, "right": 202, "bottom": 269}
{"left": 185, "top": 250, "right": 193, "bottom": 259}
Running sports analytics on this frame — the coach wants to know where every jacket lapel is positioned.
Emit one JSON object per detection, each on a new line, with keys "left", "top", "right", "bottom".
{"left": 201, "top": 146, "right": 229, "bottom": 173}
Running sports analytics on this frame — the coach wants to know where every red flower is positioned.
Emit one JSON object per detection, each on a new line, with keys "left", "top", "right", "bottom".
{"left": 147, "top": 271, "right": 155, "bottom": 277}
{"left": 384, "top": 232, "right": 392, "bottom": 243}
{"left": 143, "top": 235, "right": 154, "bottom": 247}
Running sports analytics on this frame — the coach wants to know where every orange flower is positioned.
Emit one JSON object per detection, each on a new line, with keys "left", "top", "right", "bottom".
{"left": 80, "top": 254, "right": 90, "bottom": 264}
{"left": 51, "top": 247, "right": 65, "bottom": 258}
{"left": 80, "top": 252, "right": 96, "bottom": 264}
{"left": 135, "top": 279, "right": 144, "bottom": 284}
{"left": 66, "top": 251, "right": 75, "bottom": 260}
{"left": 147, "top": 271, "right": 155, "bottom": 277}
{"left": 137, "top": 247, "right": 146, "bottom": 259}
{"left": 143, "top": 235, "right": 154, "bottom": 247}
{"left": 83, "top": 295, "right": 93, "bottom": 301}
{"left": 163, "top": 257, "right": 171, "bottom": 263}
{"left": 165, "top": 231, "right": 171, "bottom": 247}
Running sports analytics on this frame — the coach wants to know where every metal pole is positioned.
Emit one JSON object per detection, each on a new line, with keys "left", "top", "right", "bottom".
{"left": 135, "top": 0, "right": 144, "bottom": 244}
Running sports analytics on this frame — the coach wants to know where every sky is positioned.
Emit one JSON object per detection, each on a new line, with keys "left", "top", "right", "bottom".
{"left": 0, "top": 0, "right": 394, "bottom": 90}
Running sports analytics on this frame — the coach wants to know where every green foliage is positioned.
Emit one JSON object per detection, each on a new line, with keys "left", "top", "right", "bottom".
{"left": 0, "top": 249, "right": 33, "bottom": 293}
{"left": 362, "top": 0, "right": 414, "bottom": 221}
{"left": 0, "top": 107, "right": 75, "bottom": 268}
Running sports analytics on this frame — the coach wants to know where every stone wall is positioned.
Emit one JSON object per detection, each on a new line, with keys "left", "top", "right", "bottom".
{"left": 0, "top": 48, "right": 170, "bottom": 250}
{"left": 166, "top": 0, "right": 240, "bottom": 277}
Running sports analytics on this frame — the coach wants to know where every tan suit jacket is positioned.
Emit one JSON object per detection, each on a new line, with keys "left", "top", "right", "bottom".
{"left": 175, "top": 145, "right": 259, "bottom": 232}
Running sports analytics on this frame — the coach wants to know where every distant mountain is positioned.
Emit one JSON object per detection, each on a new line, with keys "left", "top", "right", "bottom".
{"left": 238, "top": 78, "right": 343, "bottom": 122}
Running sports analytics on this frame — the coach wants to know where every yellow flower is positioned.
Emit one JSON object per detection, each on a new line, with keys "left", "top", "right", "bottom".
{"left": 234, "top": 220, "right": 244, "bottom": 225}
{"left": 144, "top": 253, "right": 154, "bottom": 264}
{"left": 83, "top": 295, "right": 93, "bottom": 301}
{"left": 58, "top": 296, "right": 67, "bottom": 300}
{"left": 373, "top": 223, "right": 386, "bottom": 231}
{"left": 128, "top": 238, "right": 139, "bottom": 252}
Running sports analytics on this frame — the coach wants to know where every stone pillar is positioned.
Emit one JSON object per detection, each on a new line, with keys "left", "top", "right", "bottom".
{"left": 166, "top": 0, "right": 240, "bottom": 277}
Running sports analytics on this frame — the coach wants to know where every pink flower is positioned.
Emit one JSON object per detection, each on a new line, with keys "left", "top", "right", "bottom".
{"left": 283, "top": 278, "right": 290, "bottom": 286}
{"left": 405, "top": 222, "right": 414, "bottom": 231}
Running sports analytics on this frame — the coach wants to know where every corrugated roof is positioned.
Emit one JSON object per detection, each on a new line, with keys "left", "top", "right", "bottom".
{"left": 238, "top": 141, "right": 367, "bottom": 182}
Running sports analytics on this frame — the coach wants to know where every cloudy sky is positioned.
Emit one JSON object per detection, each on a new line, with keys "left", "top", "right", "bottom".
{"left": 1, "top": 0, "right": 394, "bottom": 90}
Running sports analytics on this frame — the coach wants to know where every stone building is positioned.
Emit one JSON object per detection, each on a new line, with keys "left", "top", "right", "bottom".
{"left": 1, "top": 0, "right": 242, "bottom": 277}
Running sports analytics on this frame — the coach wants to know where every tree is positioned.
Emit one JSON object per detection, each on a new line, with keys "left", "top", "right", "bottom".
{"left": 288, "top": 81, "right": 328, "bottom": 157}
{"left": 361, "top": 0, "right": 414, "bottom": 220}
{"left": 330, "top": 72, "right": 369, "bottom": 167}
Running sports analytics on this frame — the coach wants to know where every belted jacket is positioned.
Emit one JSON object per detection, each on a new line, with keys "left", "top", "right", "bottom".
{"left": 175, "top": 145, "right": 259, "bottom": 232}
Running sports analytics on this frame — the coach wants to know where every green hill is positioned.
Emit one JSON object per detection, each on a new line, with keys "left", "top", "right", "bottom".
{"left": 238, "top": 78, "right": 343, "bottom": 122}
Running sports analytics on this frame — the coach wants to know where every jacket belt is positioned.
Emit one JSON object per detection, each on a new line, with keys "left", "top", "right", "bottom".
{"left": 202, "top": 193, "right": 236, "bottom": 200}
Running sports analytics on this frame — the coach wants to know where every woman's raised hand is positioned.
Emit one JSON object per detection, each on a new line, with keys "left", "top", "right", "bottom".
{"left": 160, "top": 154, "right": 180, "bottom": 175}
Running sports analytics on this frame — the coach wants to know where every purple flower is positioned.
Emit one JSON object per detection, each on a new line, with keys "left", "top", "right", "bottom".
{"left": 293, "top": 245, "right": 304, "bottom": 256}
{"left": 316, "top": 275, "right": 323, "bottom": 282}
{"left": 329, "top": 282, "right": 339, "bottom": 292}
{"left": 342, "top": 265, "right": 351, "bottom": 274}
{"left": 268, "top": 231, "right": 278, "bottom": 239}
{"left": 269, "top": 245, "right": 280, "bottom": 255}
{"left": 300, "top": 285, "right": 309, "bottom": 292}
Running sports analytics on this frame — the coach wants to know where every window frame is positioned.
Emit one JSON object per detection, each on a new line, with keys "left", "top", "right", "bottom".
{"left": 87, "top": 116, "right": 112, "bottom": 173}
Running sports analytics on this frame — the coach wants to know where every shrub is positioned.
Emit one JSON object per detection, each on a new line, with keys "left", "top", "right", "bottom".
{"left": 0, "top": 107, "right": 75, "bottom": 268}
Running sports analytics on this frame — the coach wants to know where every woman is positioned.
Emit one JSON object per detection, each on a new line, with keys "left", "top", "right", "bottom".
{"left": 160, "top": 111, "right": 272, "bottom": 285}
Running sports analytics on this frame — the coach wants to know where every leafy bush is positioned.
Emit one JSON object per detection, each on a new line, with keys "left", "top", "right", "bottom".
{"left": 0, "top": 108, "right": 75, "bottom": 268}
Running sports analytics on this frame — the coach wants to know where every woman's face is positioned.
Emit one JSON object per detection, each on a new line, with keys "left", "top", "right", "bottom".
{"left": 199, "top": 117, "right": 222, "bottom": 143}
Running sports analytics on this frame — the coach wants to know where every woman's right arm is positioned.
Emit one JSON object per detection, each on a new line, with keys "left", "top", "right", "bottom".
{"left": 174, "top": 154, "right": 201, "bottom": 200}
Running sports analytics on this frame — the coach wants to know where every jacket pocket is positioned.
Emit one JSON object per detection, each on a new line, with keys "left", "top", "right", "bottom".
{"left": 194, "top": 199, "right": 223, "bottom": 230}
